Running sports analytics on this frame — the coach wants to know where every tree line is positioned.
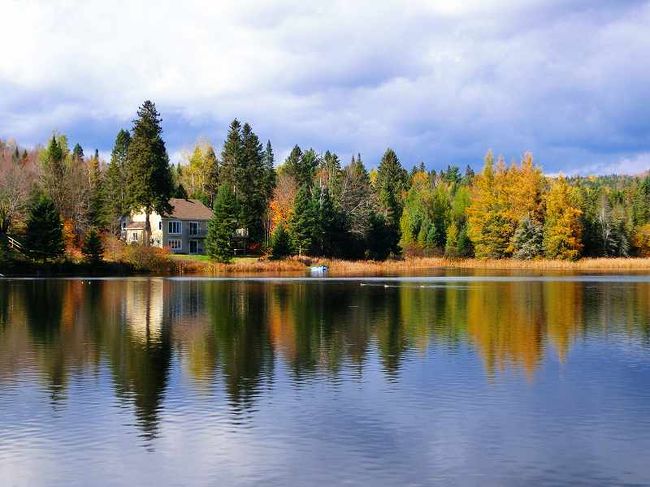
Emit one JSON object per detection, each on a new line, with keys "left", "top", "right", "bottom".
{"left": 1, "top": 100, "right": 649, "bottom": 264}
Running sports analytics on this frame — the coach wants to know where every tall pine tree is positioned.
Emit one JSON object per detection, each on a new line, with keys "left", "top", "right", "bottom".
{"left": 105, "top": 129, "right": 132, "bottom": 230}
{"left": 125, "top": 101, "right": 173, "bottom": 245}
{"left": 206, "top": 185, "right": 239, "bottom": 263}
{"left": 374, "top": 148, "right": 408, "bottom": 255}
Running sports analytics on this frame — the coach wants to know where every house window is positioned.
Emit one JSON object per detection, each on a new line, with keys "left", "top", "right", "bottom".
{"left": 130, "top": 232, "right": 139, "bottom": 242}
{"left": 168, "top": 220, "right": 181, "bottom": 234}
{"left": 158, "top": 221, "right": 162, "bottom": 230}
{"left": 189, "top": 221, "right": 199, "bottom": 235}
{"left": 168, "top": 239, "right": 182, "bottom": 251}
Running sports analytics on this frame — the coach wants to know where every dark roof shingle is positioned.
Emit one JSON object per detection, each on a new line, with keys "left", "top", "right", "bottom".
{"left": 165, "top": 198, "right": 213, "bottom": 220}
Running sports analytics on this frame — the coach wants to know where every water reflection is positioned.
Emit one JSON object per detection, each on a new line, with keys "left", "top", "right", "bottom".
{"left": 1, "top": 277, "right": 649, "bottom": 441}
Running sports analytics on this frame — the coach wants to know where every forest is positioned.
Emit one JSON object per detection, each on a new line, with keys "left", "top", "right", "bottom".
{"left": 1, "top": 100, "right": 649, "bottom": 266}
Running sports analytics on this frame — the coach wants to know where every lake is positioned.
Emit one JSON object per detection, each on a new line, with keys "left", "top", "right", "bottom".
{"left": 1, "top": 275, "right": 649, "bottom": 486}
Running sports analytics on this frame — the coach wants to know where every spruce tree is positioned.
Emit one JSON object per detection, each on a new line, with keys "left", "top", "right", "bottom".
{"left": 88, "top": 149, "right": 106, "bottom": 228}
{"left": 105, "top": 129, "right": 132, "bottom": 229}
{"left": 270, "top": 223, "right": 292, "bottom": 259}
{"left": 289, "top": 186, "right": 319, "bottom": 256}
{"left": 125, "top": 101, "right": 173, "bottom": 245}
{"left": 220, "top": 119, "right": 243, "bottom": 190}
{"left": 25, "top": 196, "right": 64, "bottom": 261}
{"left": 366, "top": 212, "right": 393, "bottom": 260}
{"left": 262, "top": 140, "right": 276, "bottom": 200}
{"left": 316, "top": 187, "right": 347, "bottom": 256}
{"left": 240, "top": 122, "right": 267, "bottom": 243}
{"left": 72, "top": 143, "right": 85, "bottom": 161}
{"left": 375, "top": 148, "right": 408, "bottom": 255}
{"left": 513, "top": 216, "right": 543, "bottom": 259}
{"left": 82, "top": 228, "right": 104, "bottom": 264}
{"left": 206, "top": 185, "right": 239, "bottom": 263}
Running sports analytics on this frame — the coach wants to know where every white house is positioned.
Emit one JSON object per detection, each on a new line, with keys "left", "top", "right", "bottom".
{"left": 123, "top": 198, "right": 213, "bottom": 254}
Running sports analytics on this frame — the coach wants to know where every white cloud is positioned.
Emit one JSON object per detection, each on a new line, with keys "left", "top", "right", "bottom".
{"left": 0, "top": 0, "right": 649, "bottom": 173}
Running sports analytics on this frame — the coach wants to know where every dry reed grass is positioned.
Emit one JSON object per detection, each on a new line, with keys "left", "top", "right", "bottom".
{"left": 177, "top": 255, "right": 650, "bottom": 275}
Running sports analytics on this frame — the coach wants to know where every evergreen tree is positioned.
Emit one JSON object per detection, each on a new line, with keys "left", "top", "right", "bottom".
{"left": 206, "top": 185, "right": 239, "bottom": 263}
{"left": 239, "top": 122, "right": 268, "bottom": 243}
{"left": 88, "top": 149, "right": 106, "bottom": 228}
{"left": 105, "top": 129, "right": 132, "bottom": 229}
{"left": 72, "top": 143, "right": 85, "bottom": 162}
{"left": 82, "top": 228, "right": 104, "bottom": 264}
{"left": 375, "top": 148, "right": 408, "bottom": 255}
{"left": 366, "top": 212, "right": 393, "bottom": 260}
{"left": 262, "top": 140, "right": 276, "bottom": 200}
{"left": 40, "top": 136, "right": 66, "bottom": 211}
{"left": 220, "top": 119, "right": 243, "bottom": 190}
{"left": 25, "top": 196, "right": 64, "bottom": 261}
{"left": 125, "top": 101, "right": 173, "bottom": 245}
{"left": 288, "top": 186, "right": 319, "bottom": 255}
{"left": 218, "top": 120, "right": 273, "bottom": 247}
{"left": 270, "top": 223, "right": 292, "bottom": 259}
{"left": 513, "top": 215, "right": 544, "bottom": 259}
{"left": 316, "top": 187, "right": 347, "bottom": 256}
{"left": 285, "top": 146, "right": 318, "bottom": 189}
{"left": 632, "top": 175, "right": 650, "bottom": 226}
{"left": 174, "top": 183, "right": 189, "bottom": 199}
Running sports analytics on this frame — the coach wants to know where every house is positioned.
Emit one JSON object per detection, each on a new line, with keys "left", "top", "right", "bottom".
{"left": 123, "top": 198, "right": 213, "bottom": 254}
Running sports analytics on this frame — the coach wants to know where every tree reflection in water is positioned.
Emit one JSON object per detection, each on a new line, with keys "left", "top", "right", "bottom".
{"left": 0, "top": 276, "right": 649, "bottom": 440}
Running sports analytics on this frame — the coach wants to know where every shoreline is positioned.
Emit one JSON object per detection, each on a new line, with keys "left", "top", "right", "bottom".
{"left": 3, "top": 256, "right": 650, "bottom": 278}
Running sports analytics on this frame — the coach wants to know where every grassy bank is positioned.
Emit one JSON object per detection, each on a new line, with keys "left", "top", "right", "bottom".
{"left": 170, "top": 255, "right": 650, "bottom": 275}
{"left": 4, "top": 250, "right": 650, "bottom": 278}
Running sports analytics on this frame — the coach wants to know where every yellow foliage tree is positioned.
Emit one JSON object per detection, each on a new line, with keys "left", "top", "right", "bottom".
{"left": 543, "top": 176, "right": 583, "bottom": 260}
{"left": 468, "top": 151, "right": 544, "bottom": 258}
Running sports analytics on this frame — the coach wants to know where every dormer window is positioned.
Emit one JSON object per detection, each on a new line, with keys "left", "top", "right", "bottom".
{"left": 168, "top": 220, "right": 182, "bottom": 234}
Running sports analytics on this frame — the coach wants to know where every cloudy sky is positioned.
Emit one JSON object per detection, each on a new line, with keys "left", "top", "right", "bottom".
{"left": 1, "top": 0, "right": 649, "bottom": 174}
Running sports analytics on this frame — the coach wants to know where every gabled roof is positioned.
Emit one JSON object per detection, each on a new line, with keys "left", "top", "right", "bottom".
{"left": 165, "top": 198, "right": 213, "bottom": 220}
{"left": 125, "top": 221, "right": 146, "bottom": 230}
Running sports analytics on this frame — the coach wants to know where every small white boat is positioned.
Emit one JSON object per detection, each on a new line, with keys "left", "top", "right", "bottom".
{"left": 309, "top": 265, "right": 329, "bottom": 275}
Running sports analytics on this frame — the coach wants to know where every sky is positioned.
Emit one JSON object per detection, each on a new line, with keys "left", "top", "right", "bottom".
{"left": 1, "top": 0, "right": 649, "bottom": 174}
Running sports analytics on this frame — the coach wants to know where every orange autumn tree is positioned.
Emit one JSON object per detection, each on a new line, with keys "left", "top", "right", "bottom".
{"left": 269, "top": 170, "right": 298, "bottom": 232}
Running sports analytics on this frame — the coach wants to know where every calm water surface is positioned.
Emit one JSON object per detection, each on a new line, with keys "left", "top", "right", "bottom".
{"left": 1, "top": 275, "right": 649, "bottom": 486}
